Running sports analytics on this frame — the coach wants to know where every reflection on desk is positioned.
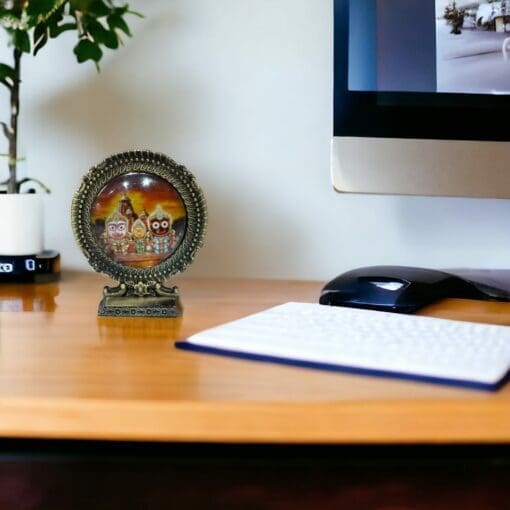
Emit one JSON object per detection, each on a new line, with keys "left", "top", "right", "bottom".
{"left": 97, "top": 316, "right": 182, "bottom": 344}
{"left": 0, "top": 281, "right": 59, "bottom": 312}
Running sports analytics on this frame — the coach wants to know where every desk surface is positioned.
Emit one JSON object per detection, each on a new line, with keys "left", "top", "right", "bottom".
{"left": 1, "top": 272, "right": 510, "bottom": 444}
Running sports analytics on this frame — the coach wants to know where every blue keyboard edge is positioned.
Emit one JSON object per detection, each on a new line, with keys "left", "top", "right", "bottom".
{"left": 174, "top": 341, "right": 508, "bottom": 392}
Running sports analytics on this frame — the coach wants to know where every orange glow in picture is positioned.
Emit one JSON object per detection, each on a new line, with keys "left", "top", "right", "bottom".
{"left": 91, "top": 173, "right": 187, "bottom": 268}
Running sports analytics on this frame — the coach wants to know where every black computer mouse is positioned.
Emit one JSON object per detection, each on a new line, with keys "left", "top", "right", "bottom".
{"left": 319, "top": 266, "right": 490, "bottom": 314}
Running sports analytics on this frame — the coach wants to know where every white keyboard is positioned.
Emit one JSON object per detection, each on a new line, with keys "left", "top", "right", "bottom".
{"left": 179, "top": 302, "right": 510, "bottom": 390}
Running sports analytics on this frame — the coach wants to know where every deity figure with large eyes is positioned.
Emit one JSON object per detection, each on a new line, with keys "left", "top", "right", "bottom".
{"left": 149, "top": 204, "right": 176, "bottom": 254}
{"left": 102, "top": 208, "right": 131, "bottom": 256}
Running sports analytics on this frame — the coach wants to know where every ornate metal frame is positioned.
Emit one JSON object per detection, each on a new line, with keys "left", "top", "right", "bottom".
{"left": 71, "top": 150, "right": 207, "bottom": 317}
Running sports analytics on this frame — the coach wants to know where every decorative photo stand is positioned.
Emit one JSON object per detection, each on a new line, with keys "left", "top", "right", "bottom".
{"left": 72, "top": 151, "right": 207, "bottom": 318}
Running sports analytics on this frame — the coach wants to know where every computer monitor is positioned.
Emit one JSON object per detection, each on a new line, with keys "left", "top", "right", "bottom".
{"left": 332, "top": 0, "right": 510, "bottom": 198}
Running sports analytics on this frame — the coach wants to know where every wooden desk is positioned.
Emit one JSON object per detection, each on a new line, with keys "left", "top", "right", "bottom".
{"left": 0, "top": 271, "right": 510, "bottom": 444}
{"left": 0, "top": 272, "right": 510, "bottom": 509}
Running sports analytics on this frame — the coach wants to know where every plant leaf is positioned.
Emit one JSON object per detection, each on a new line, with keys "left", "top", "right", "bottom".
{"left": 127, "top": 9, "right": 144, "bottom": 19}
{"left": 25, "top": 0, "right": 67, "bottom": 27}
{"left": 48, "top": 22, "right": 77, "bottom": 38}
{"left": 33, "top": 33, "right": 49, "bottom": 55}
{"left": 88, "top": 19, "right": 118, "bottom": 49}
{"left": 33, "top": 22, "right": 48, "bottom": 44}
{"left": 74, "top": 38, "right": 103, "bottom": 64}
{"left": 112, "top": 4, "right": 129, "bottom": 15}
{"left": 33, "top": 24, "right": 49, "bottom": 55}
{"left": 89, "top": 0, "right": 110, "bottom": 17}
{"left": 13, "top": 29, "right": 31, "bottom": 53}
{"left": 26, "top": 0, "right": 63, "bottom": 16}
{"left": 69, "top": 0, "right": 95, "bottom": 11}
{"left": 107, "top": 13, "right": 130, "bottom": 36}
{"left": 0, "top": 63, "right": 15, "bottom": 82}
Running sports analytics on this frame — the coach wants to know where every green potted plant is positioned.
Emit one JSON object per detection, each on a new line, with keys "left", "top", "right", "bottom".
{"left": 0, "top": 0, "right": 140, "bottom": 256}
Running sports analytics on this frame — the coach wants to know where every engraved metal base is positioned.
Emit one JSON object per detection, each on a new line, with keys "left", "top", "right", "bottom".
{"left": 98, "top": 282, "right": 181, "bottom": 318}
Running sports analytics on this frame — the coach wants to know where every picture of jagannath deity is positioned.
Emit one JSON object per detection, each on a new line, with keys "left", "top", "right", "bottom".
{"left": 90, "top": 172, "right": 187, "bottom": 268}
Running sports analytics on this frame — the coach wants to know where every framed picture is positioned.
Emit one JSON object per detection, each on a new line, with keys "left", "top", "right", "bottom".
{"left": 72, "top": 151, "right": 207, "bottom": 317}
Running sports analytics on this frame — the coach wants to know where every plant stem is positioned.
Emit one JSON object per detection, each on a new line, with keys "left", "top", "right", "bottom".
{"left": 7, "top": 48, "right": 21, "bottom": 194}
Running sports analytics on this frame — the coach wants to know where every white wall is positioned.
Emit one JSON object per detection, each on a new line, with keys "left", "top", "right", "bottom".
{"left": 2, "top": 0, "right": 510, "bottom": 282}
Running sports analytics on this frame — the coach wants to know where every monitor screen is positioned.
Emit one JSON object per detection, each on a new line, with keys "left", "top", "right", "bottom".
{"left": 334, "top": 0, "right": 510, "bottom": 141}
{"left": 349, "top": 0, "right": 510, "bottom": 95}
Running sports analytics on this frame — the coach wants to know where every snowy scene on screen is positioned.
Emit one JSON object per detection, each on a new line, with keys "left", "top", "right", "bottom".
{"left": 437, "top": 1, "right": 510, "bottom": 93}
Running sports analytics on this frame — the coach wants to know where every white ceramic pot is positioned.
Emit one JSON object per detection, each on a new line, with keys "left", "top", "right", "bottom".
{"left": 0, "top": 194, "right": 44, "bottom": 255}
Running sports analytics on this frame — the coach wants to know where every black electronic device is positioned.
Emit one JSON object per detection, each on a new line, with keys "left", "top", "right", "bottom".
{"left": 319, "top": 266, "right": 510, "bottom": 314}
{"left": 0, "top": 251, "right": 60, "bottom": 283}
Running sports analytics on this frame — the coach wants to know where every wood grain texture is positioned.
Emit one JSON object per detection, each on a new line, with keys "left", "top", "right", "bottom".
{"left": 0, "top": 271, "right": 509, "bottom": 443}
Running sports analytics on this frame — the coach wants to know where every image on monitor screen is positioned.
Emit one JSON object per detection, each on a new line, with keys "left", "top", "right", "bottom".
{"left": 437, "top": 1, "right": 510, "bottom": 94}
{"left": 347, "top": 0, "right": 510, "bottom": 96}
